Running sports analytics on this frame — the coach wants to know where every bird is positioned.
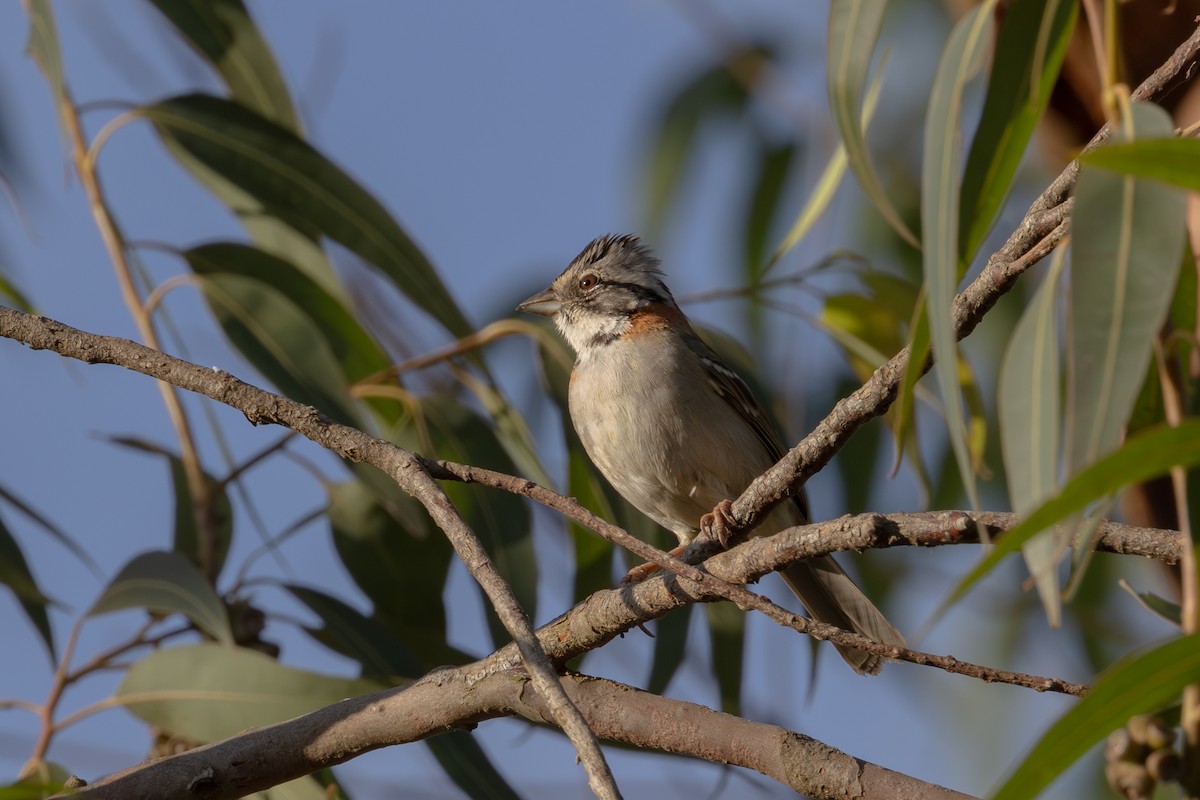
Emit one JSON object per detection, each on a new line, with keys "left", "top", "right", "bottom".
{"left": 518, "top": 233, "right": 904, "bottom": 674}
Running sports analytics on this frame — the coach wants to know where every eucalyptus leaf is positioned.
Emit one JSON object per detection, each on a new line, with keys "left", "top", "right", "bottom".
{"left": 0, "top": 511, "right": 55, "bottom": 661}
{"left": 117, "top": 643, "right": 381, "bottom": 743}
{"left": 90, "top": 551, "right": 233, "bottom": 644}
{"left": 1081, "top": 137, "right": 1200, "bottom": 191}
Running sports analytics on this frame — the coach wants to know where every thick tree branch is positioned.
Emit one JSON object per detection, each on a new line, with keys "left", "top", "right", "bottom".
{"left": 723, "top": 23, "right": 1200, "bottom": 535}
{"left": 65, "top": 670, "right": 977, "bottom": 800}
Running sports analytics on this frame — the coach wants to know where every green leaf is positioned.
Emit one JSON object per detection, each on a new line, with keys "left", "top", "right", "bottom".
{"left": 705, "top": 602, "right": 745, "bottom": 716}
{"left": 958, "top": 0, "right": 1076, "bottom": 263}
{"left": 0, "top": 484, "right": 101, "bottom": 577}
{"left": 140, "top": 95, "right": 472, "bottom": 338}
{"left": 999, "top": 248, "right": 1066, "bottom": 624}
{"left": 646, "top": 606, "right": 691, "bottom": 696}
{"left": 286, "top": 584, "right": 426, "bottom": 680}
{"left": 948, "top": 421, "right": 1200, "bottom": 605}
{"left": 643, "top": 52, "right": 756, "bottom": 234}
{"left": 1067, "top": 104, "right": 1187, "bottom": 476}
{"left": 105, "top": 436, "right": 233, "bottom": 579}
{"left": 328, "top": 480, "right": 463, "bottom": 667}
{"left": 1080, "top": 137, "right": 1200, "bottom": 191}
{"left": 90, "top": 551, "right": 233, "bottom": 644}
{"left": 117, "top": 643, "right": 381, "bottom": 743}
{"left": 23, "top": 0, "right": 65, "bottom": 139}
{"left": 922, "top": 0, "right": 996, "bottom": 512}
{"left": 768, "top": 69, "right": 883, "bottom": 272}
{"left": 395, "top": 398, "right": 537, "bottom": 648}
{"left": 194, "top": 268, "right": 365, "bottom": 427}
{"left": 148, "top": 0, "right": 299, "bottom": 132}
{"left": 425, "top": 732, "right": 522, "bottom": 800}
{"left": 992, "top": 634, "right": 1200, "bottom": 800}
{"left": 828, "top": 0, "right": 919, "bottom": 249}
{"left": 744, "top": 140, "right": 796, "bottom": 279}
{"left": 0, "top": 273, "right": 35, "bottom": 313}
{"left": 1119, "top": 580, "right": 1181, "bottom": 627}
{"left": 0, "top": 511, "right": 56, "bottom": 661}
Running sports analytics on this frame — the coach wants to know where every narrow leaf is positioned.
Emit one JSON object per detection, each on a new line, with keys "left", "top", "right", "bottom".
{"left": 992, "top": 634, "right": 1200, "bottom": 800}
{"left": 117, "top": 643, "right": 380, "bottom": 743}
{"left": 1067, "top": 104, "right": 1187, "bottom": 475}
{"left": 425, "top": 732, "right": 522, "bottom": 800}
{"left": 0, "top": 511, "right": 56, "bottom": 661}
{"left": 148, "top": 0, "right": 299, "bottom": 132}
{"left": 922, "top": 0, "right": 996, "bottom": 511}
{"left": 959, "top": 0, "right": 1077, "bottom": 262}
{"left": 23, "top": 0, "right": 65, "bottom": 139}
{"left": 1081, "top": 137, "right": 1200, "bottom": 191}
{"left": 140, "top": 95, "right": 472, "bottom": 337}
{"left": 949, "top": 421, "right": 1200, "bottom": 605}
{"left": 999, "top": 249, "right": 1066, "bottom": 623}
{"left": 90, "top": 551, "right": 233, "bottom": 644}
{"left": 828, "top": 0, "right": 919, "bottom": 249}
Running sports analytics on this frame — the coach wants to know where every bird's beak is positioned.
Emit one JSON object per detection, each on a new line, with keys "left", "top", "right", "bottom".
{"left": 517, "top": 287, "right": 561, "bottom": 317}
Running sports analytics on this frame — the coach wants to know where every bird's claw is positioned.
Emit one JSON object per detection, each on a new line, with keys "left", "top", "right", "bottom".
{"left": 700, "top": 499, "right": 738, "bottom": 549}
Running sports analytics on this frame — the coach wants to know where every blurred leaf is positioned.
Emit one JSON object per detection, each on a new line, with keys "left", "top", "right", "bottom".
{"left": 118, "top": 643, "right": 381, "bottom": 743}
{"left": 646, "top": 606, "right": 691, "bottom": 696}
{"left": 24, "top": 0, "right": 65, "bottom": 139}
{"left": 186, "top": 243, "right": 393, "bottom": 424}
{"left": 922, "top": 0, "right": 995, "bottom": 513}
{"left": 0, "top": 511, "right": 55, "bottom": 661}
{"left": 2, "top": 762, "right": 73, "bottom": 799}
{"left": 643, "top": 50, "right": 757, "bottom": 233}
{"left": 425, "top": 732, "right": 521, "bottom": 800}
{"left": 286, "top": 584, "right": 426, "bottom": 681}
{"left": 0, "top": 273, "right": 35, "bottom": 313}
{"left": 705, "top": 602, "right": 744, "bottom": 716}
{"left": 194, "top": 268, "right": 365, "bottom": 426}
{"left": 1081, "top": 137, "right": 1200, "bottom": 191}
{"left": 148, "top": 0, "right": 299, "bottom": 132}
{"left": 828, "top": 0, "right": 919, "bottom": 249}
{"left": 106, "top": 436, "right": 233, "bottom": 578}
{"left": 958, "top": 0, "right": 1076, "bottom": 263}
{"left": 140, "top": 95, "right": 472, "bottom": 337}
{"left": 744, "top": 140, "right": 795, "bottom": 279}
{"left": 90, "top": 551, "right": 233, "bottom": 644}
{"left": 245, "top": 775, "right": 331, "bottom": 800}
{"left": 567, "top": 443, "right": 617, "bottom": 602}
{"left": 459, "top": 372, "right": 553, "bottom": 489}
{"left": 1067, "top": 104, "right": 1187, "bottom": 476}
{"left": 1118, "top": 581, "right": 1181, "bottom": 627}
{"left": 329, "top": 480, "right": 463, "bottom": 667}
{"left": 769, "top": 70, "right": 883, "bottom": 272}
{"left": 0, "top": 484, "right": 100, "bottom": 577}
{"left": 999, "top": 249, "right": 1066, "bottom": 623}
{"left": 890, "top": 292, "right": 930, "bottom": 478}
{"left": 395, "top": 398, "right": 536, "bottom": 648}
{"left": 992, "top": 634, "right": 1200, "bottom": 800}
{"left": 949, "top": 421, "right": 1200, "bottom": 606}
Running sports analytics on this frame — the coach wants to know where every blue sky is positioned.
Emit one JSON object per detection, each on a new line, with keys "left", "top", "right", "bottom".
{"left": 0, "top": 3, "right": 1172, "bottom": 797}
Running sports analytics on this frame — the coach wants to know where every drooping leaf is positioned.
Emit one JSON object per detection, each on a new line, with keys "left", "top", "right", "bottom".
{"left": 117, "top": 643, "right": 381, "bottom": 743}
{"left": 959, "top": 0, "right": 1077, "bottom": 263}
{"left": 922, "top": 0, "right": 996, "bottom": 512}
{"left": 285, "top": 584, "right": 426, "bottom": 681}
{"left": 90, "top": 551, "right": 233, "bottom": 644}
{"left": 828, "top": 0, "right": 919, "bottom": 249}
{"left": 425, "top": 732, "right": 522, "bottom": 800}
{"left": 643, "top": 50, "right": 759, "bottom": 234}
{"left": 1081, "top": 137, "right": 1200, "bottom": 192}
{"left": 0, "top": 484, "right": 100, "bottom": 577}
{"left": 992, "top": 634, "right": 1200, "bottom": 800}
{"left": 769, "top": 69, "right": 883, "bottom": 272}
{"left": 744, "top": 140, "right": 796, "bottom": 280}
{"left": 23, "top": 0, "right": 65, "bottom": 139}
{"left": 705, "top": 602, "right": 745, "bottom": 716}
{"left": 999, "top": 248, "right": 1066, "bottom": 624}
{"left": 148, "top": 0, "right": 299, "bottom": 132}
{"left": 646, "top": 605, "right": 691, "bottom": 697}
{"left": 328, "top": 480, "right": 462, "bottom": 668}
{"left": 0, "top": 273, "right": 35, "bottom": 313}
{"left": 140, "top": 95, "right": 472, "bottom": 337}
{"left": 948, "top": 421, "right": 1200, "bottom": 606}
{"left": 0, "top": 511, "right": 56, "bottom": 661}
{"left": 1067, "top": 104, "right": 1187, "bottom": 476}
{"left": 393, "top": 397, "right": 536, "bottom": 648}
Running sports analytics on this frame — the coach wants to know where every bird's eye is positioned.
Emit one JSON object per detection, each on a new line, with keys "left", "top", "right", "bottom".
{"left": 579, "top": 274, "right": 598, "bottom": 291}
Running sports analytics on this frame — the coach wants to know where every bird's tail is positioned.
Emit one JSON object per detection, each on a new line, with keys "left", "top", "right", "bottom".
{"left": 780, "top": 556, "right": 905, "bottom": 675}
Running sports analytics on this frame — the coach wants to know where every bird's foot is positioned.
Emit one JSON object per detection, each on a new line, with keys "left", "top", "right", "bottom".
{"left": 700, "top": 499, "right": 739, "bottom": 549}
{"left": 619, "top": 543, "right": 688, "bottom": 585}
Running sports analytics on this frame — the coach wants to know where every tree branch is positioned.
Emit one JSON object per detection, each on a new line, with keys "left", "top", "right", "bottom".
{"left": 64, "top": 669, "right": 977, "bottom": 800}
